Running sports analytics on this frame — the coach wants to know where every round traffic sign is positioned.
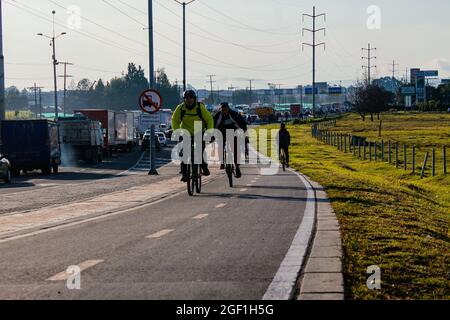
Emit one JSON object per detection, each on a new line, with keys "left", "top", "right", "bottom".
{"left": 139, "top": 89, "right": 163, "bottom": 114}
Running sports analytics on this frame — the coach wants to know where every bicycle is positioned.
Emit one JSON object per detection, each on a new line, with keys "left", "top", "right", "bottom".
{"left": 223, "top": 142, "right": 235, "bottom": 188}
{"left": 186, "top": 142, "right": 202, "bottom": 196}
{"left": 280, "top": 148, "right": 287, "bottom": 172}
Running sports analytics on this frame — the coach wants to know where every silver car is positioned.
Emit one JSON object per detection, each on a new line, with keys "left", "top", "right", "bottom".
{"left": 0, "top": 153, "right": 12, "bottom": 184}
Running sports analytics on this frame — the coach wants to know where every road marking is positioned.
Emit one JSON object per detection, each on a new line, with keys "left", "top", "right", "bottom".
{"left": 262, "top": 167, "right": 316, "bottom": 301}
{"left": 146, "top": 229, "right": 174, "bottom": 239}
{"left": 215, "top": 203, "right": 227, "bottom": 209}
{"left": 246, "top": 184, "right": 252, "bottom": 187}
{"left": 47, "top": 260, "right": 104, "bottom": 281}
{"left": 192, "top": 214, "right": 209, "bottom": 220}
{"left": 240, "top": 188, "right": 248, "bottom": 192}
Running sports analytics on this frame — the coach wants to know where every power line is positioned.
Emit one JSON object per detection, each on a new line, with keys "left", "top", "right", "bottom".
{"left": 6, "top": 0, "right": 147, "bottom": 57}
{"left": 101, "top": 0, "right": 146, "bottom": 28}
{"left": 48, "top": 0, "right": 147, "bottom": 48}
{"left": 196, "top": 0, "right": 298, "bottom": 36}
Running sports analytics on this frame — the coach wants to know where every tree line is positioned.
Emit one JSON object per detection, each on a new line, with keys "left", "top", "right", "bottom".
{"left": 351, "top": 81, "right": 450, "bottom": 121}
{"left": 66, "top": 63, "right": 181, "bottom": 112}
{"left": 4, "top": 63, "right": 182, "bottom": 113}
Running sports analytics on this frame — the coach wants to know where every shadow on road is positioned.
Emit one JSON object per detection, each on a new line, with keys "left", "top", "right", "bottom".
{"left": 0, "top": 182, "right": 35, "bottom": 189}
{"left": 199, "top": 192, "right": 319, "bottom": 203}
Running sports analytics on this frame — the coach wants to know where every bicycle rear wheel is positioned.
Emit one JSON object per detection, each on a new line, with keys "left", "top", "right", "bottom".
{"left": 280, "top": 149, "right": 286, "bottom": 172}
{"left": 226, "top": 164, "right": 233, "bottom": 188}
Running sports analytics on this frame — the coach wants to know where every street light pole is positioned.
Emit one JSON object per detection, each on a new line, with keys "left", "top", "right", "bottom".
{"left": 38, "top": 10, "right": 66, "bottom": 120}
{"left": 174, "top": 0, "right": 196, "bottom": 92}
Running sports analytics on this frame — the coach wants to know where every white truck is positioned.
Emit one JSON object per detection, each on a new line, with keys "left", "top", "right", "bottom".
{"left": 114, "top": 111, "right": 136, "bottom": 152}
{"left": 58, "top": 116, "right": 104, "bottom": 164}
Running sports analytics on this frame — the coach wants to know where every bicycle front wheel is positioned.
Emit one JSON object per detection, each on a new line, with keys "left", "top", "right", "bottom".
{"left": 187, "top": 164, "right": 194, "bottom": 196}
{"left": 196, "top": 167, "right": 202, "bottom": 194}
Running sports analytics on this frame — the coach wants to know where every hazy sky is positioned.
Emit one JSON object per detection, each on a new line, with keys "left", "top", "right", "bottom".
{"left": 3, "top": 0, "right": 450, "bottom": 91}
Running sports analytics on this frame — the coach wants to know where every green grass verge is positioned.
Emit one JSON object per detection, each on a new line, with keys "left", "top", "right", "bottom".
{"left": 257, "top": 113, "right": 449, "bottom": 300}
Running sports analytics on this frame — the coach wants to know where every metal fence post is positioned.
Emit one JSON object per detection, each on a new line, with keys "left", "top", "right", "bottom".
{"left": 381, "top": 140, "right": 385, "bottom": 161}
{"left": 388, "top": 141, "right": 391, "bottom": 164}
{"left": 412, "top": 145, "right": 416, "bottom": 174}
{"left": 404, "top": 144, "right": 407, "bottom": 171}
{"left": 432, "top": 148, "right": 435, "bottom": 177}
{"left": 395, "top": 142, "right": 399, "bottom": 168}
{"left": 364, "top": 142, "right": 367, "bottom": 160}
{"left": 358, "top": 140, "right": 361, "bottom": 159}
{"left": 421, "top": 152, "right": 429, "bottom": 179}
{"left": 444, "top": 146, "right": 447, "bottom": 175}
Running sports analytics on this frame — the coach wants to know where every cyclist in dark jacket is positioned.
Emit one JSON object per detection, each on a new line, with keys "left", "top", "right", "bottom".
{"left": 278, "top": 123, "right": 291, "bottom": 167}
{"left": 214, "top": 102, "right": 248, "bottom": 178}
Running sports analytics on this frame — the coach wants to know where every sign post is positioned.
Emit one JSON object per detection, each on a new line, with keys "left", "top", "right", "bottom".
{"left": 139, "top": 89, "right": 163, "bottom": 176}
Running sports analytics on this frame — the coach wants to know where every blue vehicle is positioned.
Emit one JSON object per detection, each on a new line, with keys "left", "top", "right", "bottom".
{"left": 0, "top": 120, "right": 61, "bottom": 176}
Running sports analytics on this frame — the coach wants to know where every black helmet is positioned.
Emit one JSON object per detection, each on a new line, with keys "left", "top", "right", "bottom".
{"left": 220, "top": 102, "right": 230, "bottom": 108}
{"left": 183, "top": 90, "right": 196, "bottom": 100}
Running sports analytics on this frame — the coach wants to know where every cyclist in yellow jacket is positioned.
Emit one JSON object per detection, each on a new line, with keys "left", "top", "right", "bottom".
{"left": 172, "top": 90, "right": 214, "bottom": 182}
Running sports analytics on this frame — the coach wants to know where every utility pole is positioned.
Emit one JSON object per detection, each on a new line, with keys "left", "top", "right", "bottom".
{"left": 38, "top": 87, "right": 44, "bottom": 119}
{"left": 389, "top": 60, "right": 399, "bottom": 79}
{"left": 28, "top": 84, "right": 44, "bottom": 119}
{"left": 147, "top": 0, "right": 157, "bottom": 176}
{"left": 174, "top": 0, "right": 196, "bottom": 92}
{"left": 148, "top": 0, "right": 155, "bottom": 88}
{"left": 362, "top": 43, "right": 376, "bottom": 85}
{"left": 207, "top": 74, "right": 216, "bottom": 103}
{"left": 37, "top": 10, "right": 66, "bottom": 119}
{"left": 302, "top": 6, "right": 326, "bottom": 118}
{"left": 58, "top": 62, "right": 73, "bottom": 117}
{"left": 249, "top": 79, "right": 253, "bottom": 107}
{"left": 0, "top": 0, "right": 5, "bottom": 121}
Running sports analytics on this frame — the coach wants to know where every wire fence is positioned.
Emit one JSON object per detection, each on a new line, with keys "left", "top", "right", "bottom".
{"left": 311, "top": 122, "right": 448, "bottom": 178}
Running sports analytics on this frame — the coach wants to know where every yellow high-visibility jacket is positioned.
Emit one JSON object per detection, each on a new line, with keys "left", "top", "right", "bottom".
{"left": 172, "top": 102, "right": 214, "bottom": 136}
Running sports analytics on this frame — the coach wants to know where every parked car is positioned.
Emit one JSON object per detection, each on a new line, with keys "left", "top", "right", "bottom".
{"left": 156, "top": 132, "right": 167, "bottom": 147}
{"left": 0, "top": 153, "right": 12, "bottom": 183}
{"left": 141, "top": 134, "right": 162, "bottom": 151}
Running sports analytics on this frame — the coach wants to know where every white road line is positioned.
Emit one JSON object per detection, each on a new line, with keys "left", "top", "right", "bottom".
{"left": 47, "top": 260, "right": 104, "bottom": 281}
{"left": 215, "top": 203, "right": 227, "bottom": 209}
{"left": 240, "top": 188, "right": 248, "bottom": 192}
{"left": 146, "top": 229, "right": 174, "bottom": 239}
{"left": 262, "top": 168, "right": 316, "bottom": 301}
{"left": 192, "top": 214, "right": 209, "bottom": 220}
{"left": 246, "top": 184, "right": 253, "bottom": 187}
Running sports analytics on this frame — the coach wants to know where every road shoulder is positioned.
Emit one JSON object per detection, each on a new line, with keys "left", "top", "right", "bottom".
{"left": 296, "top": 176, "right": 345, "bottom": 300}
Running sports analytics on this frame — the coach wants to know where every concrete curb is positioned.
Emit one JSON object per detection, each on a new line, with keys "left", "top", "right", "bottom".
{"left": 296, "top": 176, "right": 345, "bottom": 300}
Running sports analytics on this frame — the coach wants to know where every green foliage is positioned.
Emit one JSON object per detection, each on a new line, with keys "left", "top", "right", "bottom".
{"left": 5, "top": 86, "right": 29, "bottom": 111}
{"left": 354, "top": 84, "right": 395, "bottom": 121}
{"left": 65, "top": 63, "right": 180, "bottom": 112}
